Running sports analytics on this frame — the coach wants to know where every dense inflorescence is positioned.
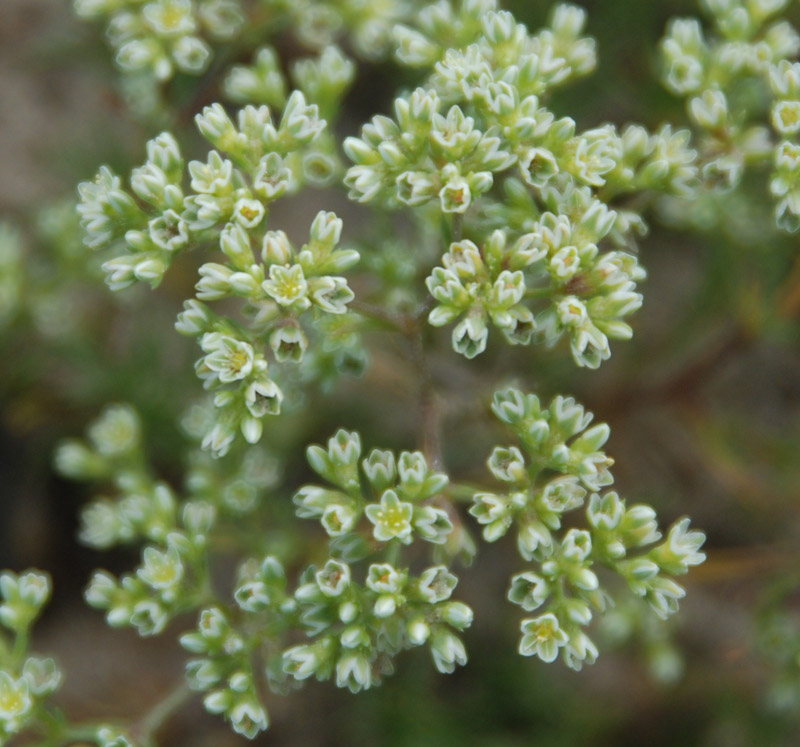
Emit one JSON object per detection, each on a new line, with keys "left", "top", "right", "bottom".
{"left": 471, "top": 388, "right": 705, "bottom": 669}
{"left": 78, "top": 88, "right": 363, "bottom": 457}
{"left": 660, "top": 0, "right": 800, "bottom": 231}
{"left": 345, "top": 4, "right": 697, "bottom": 366}
{"left": 9, "top": 0, "right": 722, "bottom": 742}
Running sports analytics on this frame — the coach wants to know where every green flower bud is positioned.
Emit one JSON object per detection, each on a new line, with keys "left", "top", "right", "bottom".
{"left": 254, "top": 153, "right": 292, "bottom": 201}
{"left": 430, "top": 629, "right": 467, "bottom": 673}
{"left": 452, "top": 312, "right": 488, "bottom": 358}
{"left": 508, "top": 571, "right": 549, "bottom": 612}
{"left": 175, "top": 299, "right": 214, "bottom": 336}
{"left": 439, "top": 601, "right": 473, "bottom": 630}
{"left": 335, "top": 652, "right": 372, "bottom": 693}
{"left": 417, "top": 566, "right": 457, "bottom": 603}
{"left": 413, "top": 505, "right": 453, "bottom": 544}
{"left": 21, "top": 657, "right": 62, "bottom": 697}
{"left": 362, "top": 449, "right": 396, "bottom": 492}
{"left": 262, "top": 230, "right": 293, "bottom": 265}
{"left": 196, "top": 104, "right": 243, "bottom": 154}
{"left": 225, "top": 46, "right": 287, "bottom": 107}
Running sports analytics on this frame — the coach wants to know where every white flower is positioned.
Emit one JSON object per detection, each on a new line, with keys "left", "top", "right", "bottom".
{"left": 0, "top": 671, "right": 32, "bottom": 724}
{"left": 519, "top": 613, "right": 569, "bottom": 662}
{"left": 201, "top": 334, "right": 255, "bottom": 383}
{"left": 229, "top": 697, "right": 269, "bottom": 739}
{"left": 335, "top": 653, "right": 373, "bottom": 693}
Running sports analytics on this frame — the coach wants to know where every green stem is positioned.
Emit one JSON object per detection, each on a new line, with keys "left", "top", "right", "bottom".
{"left": 448, "top": 482, "right": 486, "bottom": 503}
{"left": 132, "top": 680, "right": 193, "bottom": 745}
{"left": 410, "top": 325, "right": 443, "bottom": 471}
{"left": 452, "top": 213, "right": 464, "bottom": 243}
{"left": 524, "top": 286, "right": 553, "bottom": 299}
{"left": 11, "top": 629, "right": 29, "bottom": 665}
{"left": 349, "top": 299, "right": 408, "bottom": 332}
{"left": 30, "top": 709, "right": 104, "bottom": 747}
{"left": 384, "top": 539, "right": 401, "bottom": 567}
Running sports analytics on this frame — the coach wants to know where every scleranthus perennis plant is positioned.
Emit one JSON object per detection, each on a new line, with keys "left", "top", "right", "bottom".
{"left": 25, "top": 0, "right": 800, "bottom": 742}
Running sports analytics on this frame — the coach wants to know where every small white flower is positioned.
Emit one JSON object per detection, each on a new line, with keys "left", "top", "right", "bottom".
{"left": 0, "top": 671, "right": 32, "bottom": 723}
{"left": 519, "top": 613, "right": 569, "bottom": 662}
{"left": 229, "top": 697, "right": 269, "bottom": 739}
{"left": 201, "top": 334, "right": 255, "bottom": 383}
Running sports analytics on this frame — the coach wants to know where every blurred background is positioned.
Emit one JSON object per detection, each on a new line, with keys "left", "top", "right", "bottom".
{"left": 2, "top": 0, "right": 800, "bottom": 744}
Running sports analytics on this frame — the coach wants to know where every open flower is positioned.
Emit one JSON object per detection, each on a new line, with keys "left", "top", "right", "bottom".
{"left": 519, "top": 613, "right": 569, "bottom": 662}
{"left": 365, "top": 490, "right": 414, "bottom": 543}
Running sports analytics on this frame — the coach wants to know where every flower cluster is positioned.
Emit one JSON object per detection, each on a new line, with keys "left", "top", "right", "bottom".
{"left": 75, "top": 0, "right": 418, "bottom": 90}
{"left": 53, "top": 397, "right": 479, "bottom": 740}
{"left": 78, "top": 94, "right": 360, "bottom": 455}
{"left": 55, "top": 408, "right": 470, "bottom": 738}
{"left": 470, "top": 388, "right": 706, "bottom": 669}
{"left": 179, "top": 549, "right": 473, "bottom": 740}
{"left": 343, "top": 3, "right": 699, "bottom": 367}
{"left": 345, "top": 87, "right": 514, "bottom": 211}
{"left": 283, "top": 0, "right": 422, "bottom": 61}
{"left": 51, "top": 0, "right": 718, "bottom": 741}
{"left": 56, "top": 405, "right": 235, "bottom": 638}
{"left": 395, "top": 1, "right": 595, "bottom": 88}
{"left": 282, "top": 559, "right": 472, "bottom": 691}
{"left": 181, "top": 602, "right": 275, "bottom": 739}
{"left": 660, "top": 0, "right": 800, "bottom": 228}
{"left": 74, "top": 0, "right": 245, "bottom": 81}
{"left": 0, "top": 571, "right": 62, "bottom": 744}
{"left": 0, "top": 570, "right": 143, "bottom": 745}
{"left": 426, "top": 193, "right": 645, "bottom": 366}
{"left": 84, "top": 495, "right": 216, "bottom": 636}
{"left": 226, "top": 45, "right": 356, "bottom": 122}
{"left": 294, "top": 429, "right": 455, "bottom": 555}
{"left": 181, "top": 208, "right": 359, "bottom": 455}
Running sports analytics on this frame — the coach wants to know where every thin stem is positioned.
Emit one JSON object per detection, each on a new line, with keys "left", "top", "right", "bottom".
{"left": 448, "top": 482, "right": 487, "bottom": 503}
{"left": 384, "top": 539, "right": 401, "bottom": 567}
{"left": 452, "top": 213, "right": 464, "bottom": 243}
{"left": 30, "top": 708, "right": 102, "bottom": 747}
{"left": 38, "top": 725, "right": 102, "bottom": 746}
{"left": 524, "top": 286, "right": 554, "bottom": 299}
{"left": 131, "top": 680, "right": 193, "bottom": 745}
{"left": 350, "top": 299, "right": 409, "bottom": 332}
{"left": 409, "top": 324, "right": 444, "bottom": 471}
{"left": 11, "top": 629, "right": 28, "bottom": 664}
